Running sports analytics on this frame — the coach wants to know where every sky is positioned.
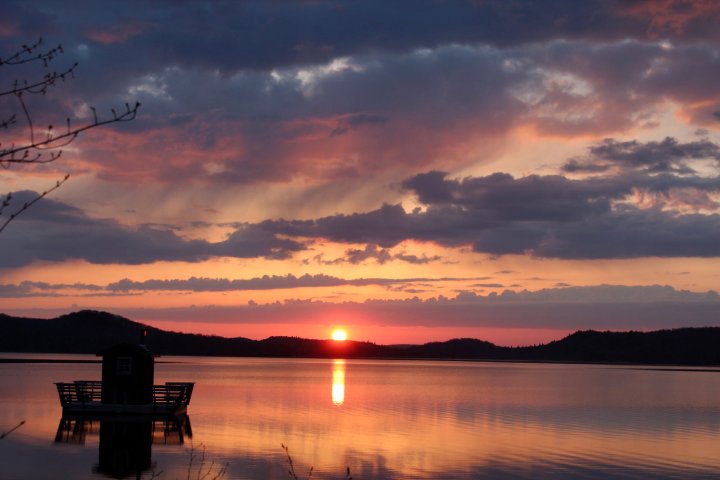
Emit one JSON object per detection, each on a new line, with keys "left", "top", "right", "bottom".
{"left": 1, "top": 0, "right": 720, "bottom": 346}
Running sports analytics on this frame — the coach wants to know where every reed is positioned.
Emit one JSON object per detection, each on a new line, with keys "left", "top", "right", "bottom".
{"left": 282, "top": 444, "right": 352, "bottom": 480}
{"left": 149, "top": 442, "right": 228, "bottom": 480}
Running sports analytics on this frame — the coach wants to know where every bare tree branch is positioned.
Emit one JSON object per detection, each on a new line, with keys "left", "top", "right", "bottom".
{"left": 1, "top": 38, "right": 140, "bottom": 234}
{"left": 0, "top": 174, "right": 70, "bottom": 234}
{"left": 0, "top": 98, "right": 140, "bottom": 166}
{"left": 0, "top": 62, "right": 78, "bottom": 97}
{"left": 0, "top": 38, "right": 62, "bottom": 67}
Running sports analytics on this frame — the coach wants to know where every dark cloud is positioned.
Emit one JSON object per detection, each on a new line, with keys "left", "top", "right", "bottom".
{"left": 563, "top": 137, "right": 720, "bottom": 174}
{"left": 107, "top": 274, "right": 372, "bottom": 292}
{"left": 115, "top": 41, "right": 720, "bottom": 182}
{"left": 0, "top": 280, "right": 103, "bottom": 297}
{"left": 393, "top": 252, "right": 442, "bottom": 265}
{"left": 260, "top": 168, "right": 720, "bottom": 259}
{"left": 534, "top": 208, "right": 720, "bottom": 259}
{"left": 0, "top": 274, "right": 484, "bottom": 297}
{"left": 344, "top": 244, "right": 392, "bottom": 265}
{"left": 56, "top": 41, "right": 530, "bottom": 184}
{"left": 310, "top": 246, "right": 442, "bottom": 265}
{"left": 106, "top": 274, "right": 472, "bottom": 293}
{"left": 0, "top": 191, "right": 303, "bottom": 268}
{"left": 402, "top": 171, "right": 618, "bottom": 220}
{"left": 0, "top": 0, "right": 687, "bottom": 75}
{"left": 5, "top": 153, "right": 720, "bottom": 267}
{"left": 7, "top": 23, "right": 720, "bottom": 186}
{"left": 214, "top": 225, "right": 304, "bottom": 260}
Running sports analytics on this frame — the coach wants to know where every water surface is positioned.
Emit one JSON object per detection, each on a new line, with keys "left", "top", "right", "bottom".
{"left": 1, "top": 355, "right": 719, "bottom": 479}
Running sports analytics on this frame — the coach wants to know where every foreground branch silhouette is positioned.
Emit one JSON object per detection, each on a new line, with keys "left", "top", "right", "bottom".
{"left": 0, "top": 38, "right": 140, "bottom": 233}
{"left": 0, "top": 420, "right": 25, "bottom": 439}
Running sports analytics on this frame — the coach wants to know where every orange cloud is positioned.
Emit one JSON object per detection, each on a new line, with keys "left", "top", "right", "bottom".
{"left": 617, "top": 0, "right": 720, "bottom": 38}
{"left": 83, "top": 22, "right": 151, "bottom": 44}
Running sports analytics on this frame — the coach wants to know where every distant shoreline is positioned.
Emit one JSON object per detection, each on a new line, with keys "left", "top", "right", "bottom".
{"left": 4, "top": 311, "right": 720, "bottom": 366}
{"left": 2, "top": 355, "right": 720, "bottom": 371}
{"left": 0, "top": 357, "right": 179, "bottom": 364}
{"left": 0, "top": 358, "right": 100, "bottom": 364}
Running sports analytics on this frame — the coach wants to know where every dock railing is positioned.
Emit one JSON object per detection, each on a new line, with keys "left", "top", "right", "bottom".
{"left": 55, "top": 381, "right": 102, "bottom": 406}
{"left": 153, "top": 382, "right": 195, "bottom": 407}
{"left": 55, "top": 381, "right": 194, "bottom": 409}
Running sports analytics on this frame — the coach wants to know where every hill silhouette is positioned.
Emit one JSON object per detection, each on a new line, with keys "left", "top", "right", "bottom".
{"left": 2, "top": 310, "right": 720, "bottom": 365}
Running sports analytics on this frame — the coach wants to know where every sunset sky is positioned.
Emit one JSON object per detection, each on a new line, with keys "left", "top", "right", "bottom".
{"left": 2, "top": 0, "right": 720, "bottom": 345}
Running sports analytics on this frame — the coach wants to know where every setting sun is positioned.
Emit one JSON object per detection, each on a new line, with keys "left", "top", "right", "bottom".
{"left": 331, "top": 328, "right": 348, "bottom": 341}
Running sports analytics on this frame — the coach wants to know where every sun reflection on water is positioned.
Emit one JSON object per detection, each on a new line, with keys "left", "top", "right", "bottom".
{"left": 331, "top": 359, "right": 345, "bottom": 406}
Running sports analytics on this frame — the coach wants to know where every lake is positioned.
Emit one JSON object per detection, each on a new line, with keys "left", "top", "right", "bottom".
{"left": 1, "top": 355, "right": 719, "bottom": 479}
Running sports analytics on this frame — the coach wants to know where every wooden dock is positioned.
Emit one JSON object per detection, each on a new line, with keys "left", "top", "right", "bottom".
{"left": 55, "top": 380, "right": 194, "bottom": 416}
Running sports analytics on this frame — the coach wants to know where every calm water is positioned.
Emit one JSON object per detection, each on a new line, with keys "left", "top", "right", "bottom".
{"left": 1, "top": 355, "right": 720, "bottom": 479}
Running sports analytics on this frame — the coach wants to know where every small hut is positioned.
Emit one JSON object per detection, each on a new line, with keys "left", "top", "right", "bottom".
{"left": 99, "top": 343, "right": 154, "bottom": 405}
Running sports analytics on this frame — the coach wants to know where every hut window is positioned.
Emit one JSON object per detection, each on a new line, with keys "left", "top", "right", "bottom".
{"left": 117, "top": 357, "right": 132, "bottom": 375}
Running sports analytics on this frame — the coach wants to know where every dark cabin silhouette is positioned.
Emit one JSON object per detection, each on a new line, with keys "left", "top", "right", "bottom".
{"left": 100, "top": 343, "right": 154, "bottom": 405}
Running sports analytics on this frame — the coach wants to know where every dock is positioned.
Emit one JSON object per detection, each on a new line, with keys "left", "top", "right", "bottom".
{"left": 55, "top": 341, "right": 194, "bottom": 417}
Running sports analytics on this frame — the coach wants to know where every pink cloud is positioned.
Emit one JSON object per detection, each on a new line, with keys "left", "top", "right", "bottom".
{"left": 70, "top": 110, "right": 508, "bottom": 186}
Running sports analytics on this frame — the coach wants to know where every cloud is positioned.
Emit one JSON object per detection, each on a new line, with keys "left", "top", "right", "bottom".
{"left": 107, "top": 274, "right": 474, "bottom": 292}
{"left": 9, "top": 29, "right": 720, "bottom": 188}
{"left": 0, "top": 280, "right": 104, "bottom": 297}
{"left": 6, "top": 150, "right": 720, "bottom": 267}
{"left": 83, "top": 21, "right": 151, "bottom": 45}
{"left": 615, "top": 0, "right": 720, "bottom": 39}
{"left": 344, "top": 244, "right": 392, "bottom": 264}
{"left": 486, "top": 284, "right": 719, "bottom": 303}
{"left": 115, "top": 40, "right": 720, "bottom": 181}
{"left": 330, "top": 113, "right": 388, "bottom": 137}
{"left": 260, "top": 167, "right": 720, "bottom": 259}
{"left": 51, "top": 42, "right": 528, "bottom": 185}
{"left": 0, "top": 274, "right": 486, "bottom": 297}
{"left": 563, "top": 137, "right": 720, "bottom": 174}
{"left": 517, "top": 40, "right": 720, "bottom": 134}
{"left": 0, "top": 191, "right": 304, "bottom": 268}
{"left": 392, "top": 252, "right": 442, "bottom": 265}
{"left": 0, "top": 1, "right": 680, "bottom": 76}
{"left": 310, "top": 244, "right": 441, "bottom": 265}
{"left": 12, "top": 285, "right": 717, "bottom": 334}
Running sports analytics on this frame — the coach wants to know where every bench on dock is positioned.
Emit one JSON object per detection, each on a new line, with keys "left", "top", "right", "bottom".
{"left": 55, "top": 381, "right": 194, "bottom": 414}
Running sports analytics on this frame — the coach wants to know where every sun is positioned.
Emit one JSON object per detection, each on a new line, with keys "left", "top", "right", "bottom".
{"left": 331, "top": 328, "right": 348, "bottom": 341}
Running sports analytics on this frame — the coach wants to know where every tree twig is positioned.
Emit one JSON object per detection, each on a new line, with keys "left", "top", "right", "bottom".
{"left": 0, "top": 101, "right": 140, "bottom": 165}
{"left": 0, "top": 174, "right": 69, "bottom": 234}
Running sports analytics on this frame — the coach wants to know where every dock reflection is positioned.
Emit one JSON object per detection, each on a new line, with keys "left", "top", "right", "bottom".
{"left": 332, "top": 359, "right": 345, "bottom": 406}
{"left": 55, "top": 414, "right": 192, "bottom": 478}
